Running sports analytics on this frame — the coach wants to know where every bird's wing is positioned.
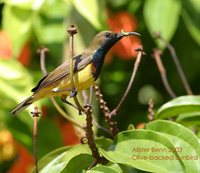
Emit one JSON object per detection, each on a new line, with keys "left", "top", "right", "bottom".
{"left": 32, "top": 54, "right": 93, "bottom": 93}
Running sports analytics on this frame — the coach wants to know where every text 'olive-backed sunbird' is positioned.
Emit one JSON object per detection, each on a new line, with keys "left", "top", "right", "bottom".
{"left": 11, "top": 31, "right": 140, "bottom": 115}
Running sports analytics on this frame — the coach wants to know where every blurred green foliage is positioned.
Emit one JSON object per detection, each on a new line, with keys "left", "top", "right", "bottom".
{"left": 39, "top": 120, "right": 200, "bottom": 172}
{"left": 0, "top": 0, "right": 200, "bottom": 172}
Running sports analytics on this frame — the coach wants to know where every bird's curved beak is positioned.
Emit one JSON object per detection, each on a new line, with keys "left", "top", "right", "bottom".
{"left": 117, "top": 30, "right": 141, "bottom": 38}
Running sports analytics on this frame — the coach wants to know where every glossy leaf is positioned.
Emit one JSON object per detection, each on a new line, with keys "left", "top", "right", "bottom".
{"left": 33, "top": 16, "right": 66, "bottom": 44}
{"left": 0, "top": 59, "right": 39, "bottom": 117}
{"left": 156, "top": 96, "right": 200, "bottom": 119}
{"left": 87, "top": 165, "right": 119, "bottom": 173}
{"left": 146, "top": 120, "right": 200, "bottom": 155}
{"left": 0, "top": 58, "right": 38, "bottom": 130}
{"left": 39, "top": 151, "right": 69, "bottom": 173}
{"left": 2, "top": 5, "right": 35, "bottom": 56}
{"left": 106, "top": 164, "right": 141, "bottom": 173}
{"left": 38, "top": 138, "right": 112, "bottom": 172}
{"left": 182, "top": 0, "right": 200, "bottom": 45}
{"left": 38, "top": 146, "right": 71, "bottom": 171}
{"left": 0, "top": 59, "right": 38, "bottom": 154}
{"left": 146, "top": 120, "right": 200, "bottom": 172}
{"left": 34, "top": 0, "right": 71, "bottom": 45}
{"left": 100, "top": 130, "right": 185, "bottom": 173}
{"left": 1, "top": 0, "right": 45, "bottom": 10}
{"left": 71, "top": 0, "right": 103, "bottom": 29}
{"left": 62, "top": 154, "right": 93, "bottom": 173}
{"left": 144, "top": 0, "right": 181, "bottom": 49}
{"left": 40, "top": 0, "right": 71, "bottom": 18}
{"left": 176, "top": 112, "right": 200, "bottom": 126}
{"left": 39, "top": 144, "right": 91, "bottom": 173}
{"left": 62, "top": 138, "right": 112, "bottom": 172}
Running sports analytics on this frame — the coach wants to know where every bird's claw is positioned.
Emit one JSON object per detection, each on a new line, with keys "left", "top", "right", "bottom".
{"left": 83, "top": 104, "right": 93, "bottom": 110}
{"left": 70, "top": 88, "right": 77, "bottom": 98}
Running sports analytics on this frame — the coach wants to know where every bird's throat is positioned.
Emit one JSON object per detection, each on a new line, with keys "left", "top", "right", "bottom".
{"left": 92, "top": 46, "right": 107, "bottom": 79}
{"left": 91, "top": 37, "right": 122, "bottom": 79}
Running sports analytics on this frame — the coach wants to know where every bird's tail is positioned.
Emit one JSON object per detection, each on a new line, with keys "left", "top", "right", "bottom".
{"left": 11, "top": 96, "right": 35, "bottom": 116}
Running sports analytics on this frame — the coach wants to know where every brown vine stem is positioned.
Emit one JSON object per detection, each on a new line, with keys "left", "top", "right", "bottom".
{"left": 84, "top": 105, "right": 107, "bottom": 169}
{"left": 67, "top": 25, "right": 84, "bottom": 113}
{"left": 110, "top": 46, "right": 144, "bottom": 117}
{"left": 155, "top": 33, "right": 193, "bottom": 95}
{"left": 37, "top": 47, "right": 84, "bottom": 129}
{"left": 31, "top": 107, "right": 41, "bottom": 173}
{"left": 152, "top": 49, "right": 176, "bottom": 98}
{"left": 67, "top": 25, "right": 105, "bottom": 168}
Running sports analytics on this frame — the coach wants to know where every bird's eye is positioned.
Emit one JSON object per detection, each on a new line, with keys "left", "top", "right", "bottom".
{"left": 105, "top": 32, "right": 110, "bottom": 37}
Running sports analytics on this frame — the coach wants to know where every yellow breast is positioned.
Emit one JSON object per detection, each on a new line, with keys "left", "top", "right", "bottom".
{"left": 73, "top": 63, "right": 95, "bottom": 91}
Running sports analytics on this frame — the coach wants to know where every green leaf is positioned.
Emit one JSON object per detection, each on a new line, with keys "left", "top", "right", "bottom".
{"left": 39, "top": 144, "right": 91, "bottom": 173}
{"left": 1, "top": 0, "right": 45, "bottom": 10}
{"left": 0, "top": 59, "right": 37, "bottom": 125}
{"left": 61, "top": 138, "right": 112, "bottom": 172}
{"left": 71, "top": 0, "right": 103, "bottom": 30}
{"left": 146, "top": 120, "right": 200, "bottom": 172}
{"left": 0, "top": 59, "right": 42, "bottom": 154}
{"left": 38, "top": 138, "right": 112, "bottom": 172}
{"left": 156, "top": 96, "right": 200, "bottom": 119}
{"left": 38, "top": 146, "right": 71, "bottom": 171}
{"left": 106, "top": 163, "right": 141, "bottom": 173}
{"left": 182, "top": 0, "right": 200, "bottom": 45}
{"left": 2, "top": 5, "right": 36, "bottom": 56}
{"left": 39, "top": 151, "right": 69, "bottom": 173}
{"left": 100, "top": 130, "right": 185, "bottom": 173}
{"left": 34, "top": 0, "right": 73, "bottom": 45}
{"left": 87, "top": 165, "right": 119, "bottom": 173}
{"left": 144, "top": 0, "right": 181, "bottom": 49}
{"left": 61, "top": 154, "right": 93, "bottom": 173}
{"left": 95, "top": 137, "right": 113, "bottom": 149}
{"left": 146, "top": 120, "right": 200, "bottom": 154}
{"left": 41, "top": 0, "right": 72, "bottom": 18}
{"left": 33, "top": 16, "right": 66, "bottom": 44}
{"left": 0, "top": 59, "right": 42, "bottom": 115}
{"left": 176, "top": 112, "right": 200, "bottom": 126}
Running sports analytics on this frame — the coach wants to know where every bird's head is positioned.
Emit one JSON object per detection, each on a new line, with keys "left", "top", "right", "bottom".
{"left": 87, "top": 30, "right": 140, "bottom": 79}
{"left": 89, "top": 30, "right": 140, "bottom": 53}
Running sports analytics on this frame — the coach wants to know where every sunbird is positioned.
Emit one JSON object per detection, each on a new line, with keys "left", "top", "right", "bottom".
{"left": 11, "top": 31, "right": 140, "bottom": 115}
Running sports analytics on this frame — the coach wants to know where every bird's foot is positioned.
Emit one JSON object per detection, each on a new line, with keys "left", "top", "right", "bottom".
{"left": 61, "top": 96, "right": 83, "bottom": 115}
{"left": 61, "top": 97, "right": 78, "bottom": 109}
{"left": 83, "top": 104, "right": 93, "bottom": 111}
{"left": 70, "top": 88, "right": 77, "bottom": 98}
